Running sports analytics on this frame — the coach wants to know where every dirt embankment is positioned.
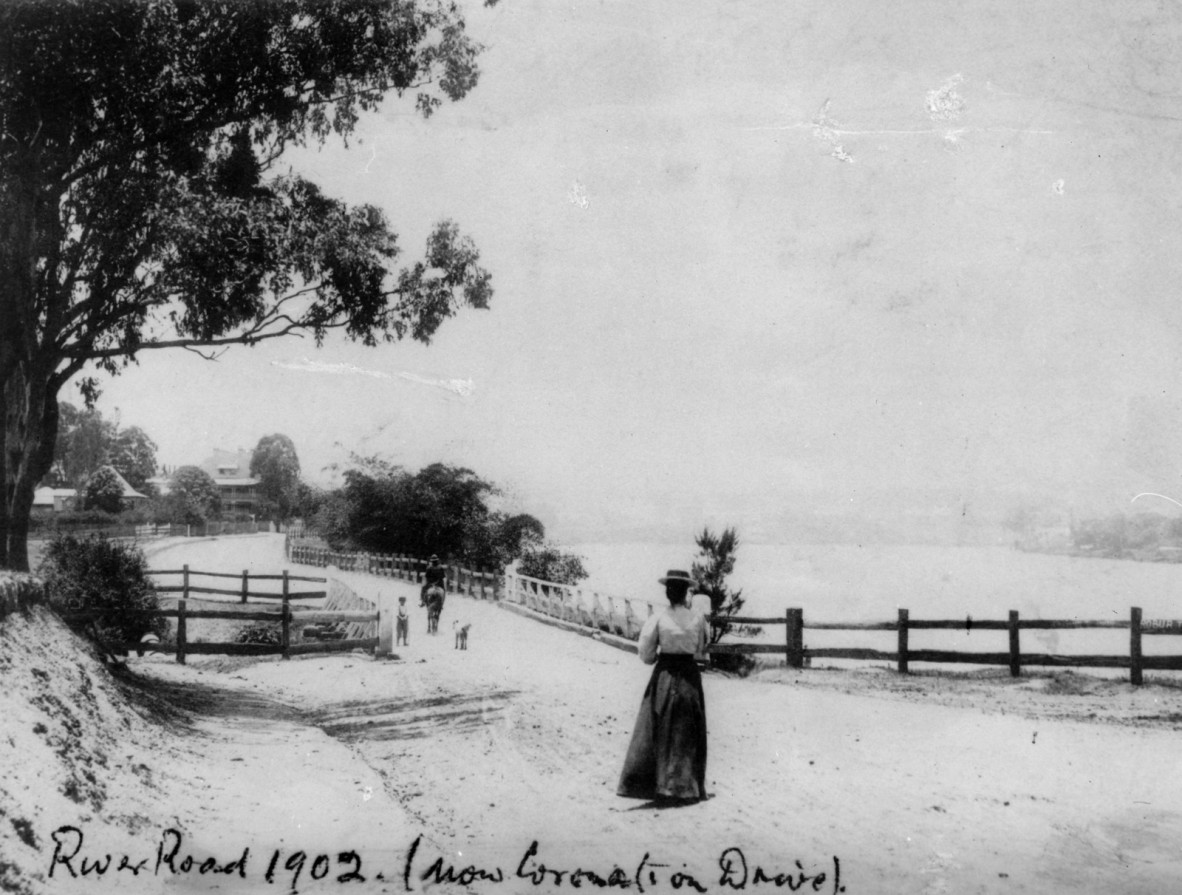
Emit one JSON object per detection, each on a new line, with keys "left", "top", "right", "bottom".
{"left": 0, "top": 606, "right": 189, "bottom": 894}
{"left": 0, "top": 603, "right": 407, "bottom": 895}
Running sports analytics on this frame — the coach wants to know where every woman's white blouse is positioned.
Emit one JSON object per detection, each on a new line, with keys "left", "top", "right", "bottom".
{"left": 637, "top": 604, "right": 709, "bottom": 664}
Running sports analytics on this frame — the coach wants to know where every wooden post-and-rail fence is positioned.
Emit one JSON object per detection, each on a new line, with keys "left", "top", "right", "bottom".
{"left": 709, "top": 606, "right": 1177, "bottom": 686}
{"left": 61, "top": 565, "right": 380, "bottom": 664}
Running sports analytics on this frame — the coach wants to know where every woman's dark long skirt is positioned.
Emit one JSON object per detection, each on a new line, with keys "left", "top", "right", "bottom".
{"left": 616, "top": 654, "right": 707, "bottom": 801}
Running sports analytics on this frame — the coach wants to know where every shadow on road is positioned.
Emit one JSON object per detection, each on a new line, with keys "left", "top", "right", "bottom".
{"left": 307, "top": 690, "right": 521, "bottom": 742}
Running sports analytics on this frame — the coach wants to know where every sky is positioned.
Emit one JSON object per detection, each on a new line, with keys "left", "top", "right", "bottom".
{"left": 90, "top": 0, "right": 1182, "bottom": 544}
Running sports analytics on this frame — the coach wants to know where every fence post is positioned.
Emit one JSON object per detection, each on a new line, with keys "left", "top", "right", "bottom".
{"left": 182, "top": 564, "right": 190, "bottom": 602}
{"left": 897, "top": 608, "right": 909, "bottom": 674}
{"left": 376, "top": 590, "right": 393, "bottom": 658}
{"left": 1130, "top": 606, "right": 1143, "bottom": 686}
{"left": 786, "top": 608, "right": 804, "bottom": 669}
{"left": 281, "top": 571, "right": 291, "bottom": 661}
{"left": 1008, "top": 610, "right": 1021, "bottom": 677}
{"left": 176, "top": 599, "right": 187, "bottom": 665}
{"left": 241, "top": 569, "right": 249, "bottom": 604}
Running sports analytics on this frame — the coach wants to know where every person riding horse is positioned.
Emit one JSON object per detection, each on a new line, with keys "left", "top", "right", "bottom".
{"left": 421, "top": 554, "right": 446, "bottom": 605}
{"left": 425, "top": 585, "right": 445, "bottom": 634}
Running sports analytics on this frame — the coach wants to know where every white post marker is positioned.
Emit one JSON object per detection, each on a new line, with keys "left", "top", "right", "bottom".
{"left": 376, "top": 590, "right": 395, "bottom": 658}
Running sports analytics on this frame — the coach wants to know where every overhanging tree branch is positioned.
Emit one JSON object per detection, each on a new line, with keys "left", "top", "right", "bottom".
{"left": 0, "top": 0, "right": 496, "bottom": 572}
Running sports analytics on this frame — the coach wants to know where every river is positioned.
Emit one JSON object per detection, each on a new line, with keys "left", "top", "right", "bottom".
{"left": 566, "top": 541, "right": 1182, "bottom": 661}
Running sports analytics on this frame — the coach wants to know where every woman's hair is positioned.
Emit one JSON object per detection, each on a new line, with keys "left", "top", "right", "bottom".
{"left": 665, "top": 582, "right": 690, "bottom": 606}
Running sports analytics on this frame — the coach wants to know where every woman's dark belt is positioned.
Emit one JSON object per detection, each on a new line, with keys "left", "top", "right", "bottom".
{"left": 656, "top": 653, "right": 698, "bottom": 667}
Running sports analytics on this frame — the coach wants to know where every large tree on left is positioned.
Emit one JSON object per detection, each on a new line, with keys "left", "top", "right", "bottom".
{"left": 0, "top": 0, "right": 495, "bottom": 569}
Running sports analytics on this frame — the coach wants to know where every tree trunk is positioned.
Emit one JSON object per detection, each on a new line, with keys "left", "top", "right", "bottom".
{"left": 1, "top": 155, "right": 63, "bottom": 571}
{"left": 1, "top": 361, "right": 59, "bottom": 571}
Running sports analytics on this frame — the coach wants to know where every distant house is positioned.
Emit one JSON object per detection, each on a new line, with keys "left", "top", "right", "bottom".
{"left": 77, "top": 467, "right": 149, "bottom": 510}
{"left": 105, "top": 467, "right": 150, "bottom": 508}
{"left": 202, "top": 449, "right": 260, "bottom": 515}
{"left": 32, "top": 487, "right": 77, "bottom": 515}
{"left": 148, "top": 449, "right": 260, "bottom": 516}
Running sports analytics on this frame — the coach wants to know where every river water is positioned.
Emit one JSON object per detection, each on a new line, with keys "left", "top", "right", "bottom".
{"left": 565, "top": 541, "right": 1182, "bottom": 662}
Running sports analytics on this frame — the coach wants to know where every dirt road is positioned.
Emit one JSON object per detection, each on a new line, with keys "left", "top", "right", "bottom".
{"left": 126, "top": 535, "right": 1182, "bottom": 894}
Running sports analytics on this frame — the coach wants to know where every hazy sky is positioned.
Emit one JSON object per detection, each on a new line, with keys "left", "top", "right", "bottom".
{"left": 90, "top": 0, "right": 1182, "bottom": 542}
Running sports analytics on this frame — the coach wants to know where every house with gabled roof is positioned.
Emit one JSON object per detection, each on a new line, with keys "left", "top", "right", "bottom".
{"left": 201, "top": 448, "right": 260, "bottom": 515}
{"left": 147, "top": 448, "right": 261, "bottom": 515}
{"left": 84, "top": 466, "right": 149, "bottom": 509}
{"left": 32, "top": 487, "right": 77, "bottom": 515}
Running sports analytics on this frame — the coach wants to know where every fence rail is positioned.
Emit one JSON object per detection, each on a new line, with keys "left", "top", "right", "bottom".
{"left": 61, "top": 565, "right": 377, "bottom": 664}
{"left": 502, "top": 569, "right": 655, "bottom": 640}
{"left": 148, "top": 565, "right": 327, "bottom": 603}
{"left": 30, "top": 520, "right": 268, "bottom": 542}
{"left": 282, "top": 541, "right": 1179, "bottom": 686}
{"left": 495, "top": 576, "right": 1178, "bottom": 687}
{"left": 708, "top": 606, "right": 1179, "bottom": 685}
{"left": 285, "top": 540, "right": 500, "bottom": 599}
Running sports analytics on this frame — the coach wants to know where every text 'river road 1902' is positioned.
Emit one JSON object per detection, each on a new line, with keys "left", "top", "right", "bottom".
{"left": 47, "top": 826, "right": 847, "bottom": 893}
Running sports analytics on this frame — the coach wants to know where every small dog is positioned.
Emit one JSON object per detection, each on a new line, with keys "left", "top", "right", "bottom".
{"left": 453, "top": 620, "right": 470, "bottom": 650}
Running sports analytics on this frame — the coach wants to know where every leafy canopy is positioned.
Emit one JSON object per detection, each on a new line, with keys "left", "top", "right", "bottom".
{"left": 164, "top": 465, "right": 221, "bottom": 524}
{"left": 312, "top": 457, "right": 546, "bottom": 571}
{"left": 82, "top": 466, "right": 125, "bottom": 514}
{"left": 250, "top": 433, "right": 301, "bottom": 523}
{"left": 0, "top": 0, "right": 495, "bottom": 570}
{"left": 45, "top": 405, "right": 158, "bottom": 492}
{"left": 516, "top": 545, "right": 589, "bottom": 586}
{"left": 109, "top": 427, "right": 159, "bottom": 495}
{"left": 0, "top": 0, "right": 494, "bottom": 395}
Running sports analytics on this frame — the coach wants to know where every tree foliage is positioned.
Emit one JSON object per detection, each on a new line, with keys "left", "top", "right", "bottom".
{"left": 41, "top": 534, "right": 167, "bottom": 651}
{"left": 44, "top": 404, "right": 157, "bottom": 496}
{"left": 82, "top": 466, "right": 125, "bottom": 514}
{"left": 47, "top": 404, "right": 116, "bottom": 488}
{"left": 335, "top": 460, "right": 493, "bottom": 558}
{"left": 161, "top": 465, "right": 221, "bottom": 525}
{"left": 109, "top": 426, "right": 158, "bottom": 494}
{"left": 312, "top": 458, "right": 544, "bottom": 571}
{"left": 516, "top": 544, "right": 589, "bottom": 586}
{"left": 496, "top": 513, "right": 546, "bottom": 559}
{"left": 250, "top": 433, "right": 301, "bottom": 525}
{"left": 690, "top": 526, "right": 755, "bottom": 660}
{"left": 0, "top": 0, "right": 494, "bottom": 569}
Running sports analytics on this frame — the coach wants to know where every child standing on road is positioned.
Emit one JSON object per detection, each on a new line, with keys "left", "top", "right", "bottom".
{"left": 396, "top": 596, "right": 409, "bottom": 646}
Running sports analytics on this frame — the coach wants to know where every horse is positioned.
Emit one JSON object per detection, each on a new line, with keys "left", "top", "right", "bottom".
{"left": 425, "top": 585, "right": 445, "bottom": 634}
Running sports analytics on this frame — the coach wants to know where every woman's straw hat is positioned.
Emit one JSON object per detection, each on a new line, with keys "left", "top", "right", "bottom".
{"left": 658, "top": 569, "right": 697, "bottom": 587}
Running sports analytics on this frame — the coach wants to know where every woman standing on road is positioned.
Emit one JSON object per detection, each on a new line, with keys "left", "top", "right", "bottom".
{"left": 616, "top": 569, "right": 709, "bottom": 804}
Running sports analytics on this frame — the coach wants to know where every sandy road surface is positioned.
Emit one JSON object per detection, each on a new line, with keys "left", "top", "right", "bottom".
{"left": 129, "top": 535, "right": 1182, "bottom": 894}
